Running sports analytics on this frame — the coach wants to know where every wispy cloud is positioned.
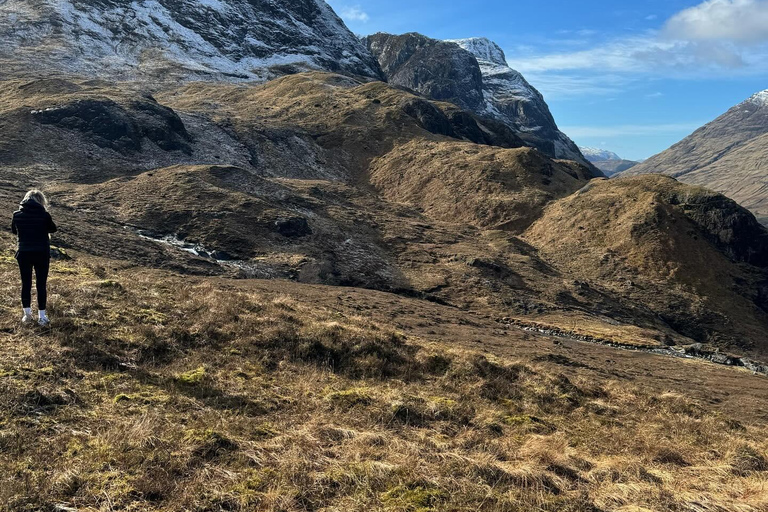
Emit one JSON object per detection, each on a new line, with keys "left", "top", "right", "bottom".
{"left": 338, "top": 5, "right": 370, "bottom": 23}
{"left": 560, "top": 122, "right": 705, "bottom": 138}
{"left": 505, "top": 0, "right": 768, "bottom": 99}
{"left": 517, "top": 72, "right": 632, "bottom": 99}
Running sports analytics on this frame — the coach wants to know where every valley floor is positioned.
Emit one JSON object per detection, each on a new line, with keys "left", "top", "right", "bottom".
{"left": 1, "top": 249, "right": 767, "bottom": 511}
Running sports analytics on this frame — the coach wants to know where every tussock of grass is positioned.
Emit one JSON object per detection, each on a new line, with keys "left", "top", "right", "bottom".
{"left": 0, "top": 253, "right": 766, "bottom": 511}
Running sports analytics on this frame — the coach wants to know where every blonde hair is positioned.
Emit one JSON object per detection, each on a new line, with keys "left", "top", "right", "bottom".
{"left": 23, "top": 189, "right": 49, "bottom": 210}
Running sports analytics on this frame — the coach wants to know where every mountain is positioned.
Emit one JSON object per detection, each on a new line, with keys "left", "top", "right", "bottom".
{"left": 364, "top": 33, "right": 593, "bottom": 168}
{"left": 3, "top": 71, "right": 765, "bottom": 357}
{"left": 0, "top": 0, "right": 767, "bottom": 355}
{"left": 525, "top": 175, "right": 768, "bottom": 348}
{"left": 580, "top": 147, "right": 622, "bottom": 161}
{"left": 622, "top": 90, "right": 768, "bottom": 224}
{"left": 0, "top": 0, "right": 383, "bottom": 81}
{"left": 580, "top": 146, "right": 640, "bottom": 176}
{"left": 2, "top": 4, "right": 768, "bottom": 510}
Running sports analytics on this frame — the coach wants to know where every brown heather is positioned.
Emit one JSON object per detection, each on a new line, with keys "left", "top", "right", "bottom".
{"left": 0, "top": 244, "right": 766, "bottom": 511}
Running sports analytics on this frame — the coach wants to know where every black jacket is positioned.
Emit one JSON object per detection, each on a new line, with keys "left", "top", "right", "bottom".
{"left": 12, "top": 198, "right": 57, "bottom": 253}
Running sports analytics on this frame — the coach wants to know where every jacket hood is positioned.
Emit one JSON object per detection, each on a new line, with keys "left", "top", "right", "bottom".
{"left": 19, "top": 198, "right": 45, "bottom": 211}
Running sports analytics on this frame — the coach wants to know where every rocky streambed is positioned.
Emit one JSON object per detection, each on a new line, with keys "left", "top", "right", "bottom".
{"left": 499, "top": 318, "right": 768, "bottom": 376}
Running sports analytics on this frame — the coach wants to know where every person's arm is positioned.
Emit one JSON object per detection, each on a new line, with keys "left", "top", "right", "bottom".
{"left": 47, "top": 213, "right": 57, "bottom": 234}
{"left": 11, "top": 216, "right": 16, "bottom": 235}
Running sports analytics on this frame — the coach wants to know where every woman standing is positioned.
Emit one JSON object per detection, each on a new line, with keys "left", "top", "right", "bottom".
{"left": 12, "top": 190, "right": 57, "bottom": 326}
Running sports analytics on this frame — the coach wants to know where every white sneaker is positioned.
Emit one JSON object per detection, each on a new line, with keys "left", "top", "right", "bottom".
{"left": 38, "top": 316, "right": 49, "bottom": 327}
{"left": 21, "top": 314, "right": 33, "bottom": 325}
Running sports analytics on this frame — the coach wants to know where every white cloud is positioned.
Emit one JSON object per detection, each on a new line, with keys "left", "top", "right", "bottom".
{"left": 508, "top": 35, "right": 762, "bottom": 76}
{"left": 517, "top": 72, "right": 631, "bottom": 99}
{"left": 338, "top": 5, "right": 370, "bottom": 23}
{"left": 504, "top": 0, "right": 768, "bottom": 98}
{"left": 560, "top": 122, "right": 704, "bottom": 138}
{"left": 664, "top": 0, "right": 768, "bottom": 43}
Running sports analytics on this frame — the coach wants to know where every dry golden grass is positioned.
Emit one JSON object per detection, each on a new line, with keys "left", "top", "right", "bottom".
{"left": 0, "top": 248, "right": 766, "bottom": 511}
{"left": 368, "top": 140, "right": 593, "bottom": 233}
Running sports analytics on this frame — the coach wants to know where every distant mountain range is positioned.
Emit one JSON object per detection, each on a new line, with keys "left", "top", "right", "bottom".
{"left": 622, "top": 90, "right": 768, "bottom": 224}
{"left": 579, "top": 146, "right": 640, "bottom": 176}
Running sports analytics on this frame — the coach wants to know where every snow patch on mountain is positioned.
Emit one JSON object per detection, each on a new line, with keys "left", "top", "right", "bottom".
{"left": 447, "top": 37, "right": 587, "bottom": 164}
{"left": 746, "top": 90, "right": 768, "bottom": 107}
{"left": 0, "top": 0, "right": 383, "bottom": 81}
{"left": 579, "top": 147, "right": 622, "bottom": 162}
{"left": 448, "top": 37, "right": 507, "bottom": 67}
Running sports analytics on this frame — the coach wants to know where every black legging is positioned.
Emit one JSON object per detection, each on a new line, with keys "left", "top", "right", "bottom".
{"left": 17, "top": 251, "right": 50, "bottom": 310}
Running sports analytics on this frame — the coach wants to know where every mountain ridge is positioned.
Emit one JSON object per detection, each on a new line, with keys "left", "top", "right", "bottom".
{"left": 0, "top": 0, "right": 384, "bottom": 81}
{"left": 364, "top": 32, "right": 594, "bottom": 168}
{"left": 579, "top": 146, "right": 640, "bottom": 176}
{"left": 622, "top": 88, "right": 768, "bottom": 224}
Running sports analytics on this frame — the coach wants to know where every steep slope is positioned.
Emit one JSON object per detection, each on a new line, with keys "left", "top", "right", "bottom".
{"left": 623, "top": 90, "right": 768, "bottom": 223}
{"left": 0, "top": 0, "right": 383, "bottom": 81}
{"left": 580, "top": 146, "right": 640, "bottom": 176}
{"left": 360, "top": 32, "right": 485, "bottom": 112}
{"left": 525, "top": 175, "right": 768, "bottom": 352}
{"left": 364, "top": 33, "right": 593, "bottom": 168}
{"left": 449, "top": 37, "right": 588, "bottom": 165}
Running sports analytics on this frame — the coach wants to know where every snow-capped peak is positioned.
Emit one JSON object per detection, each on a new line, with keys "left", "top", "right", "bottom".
{"left": 579, "top": 147, "right": 622, "bottom": 162}
{"left": 746, "top": 90, "right": 768, "bottom": 107}
{"left": 447, "top": 37, "right": 508, "bottom": 67}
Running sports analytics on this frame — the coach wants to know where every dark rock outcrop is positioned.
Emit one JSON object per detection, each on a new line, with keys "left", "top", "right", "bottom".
{"left": 32, "top": 97, "right": 192, "bottom": 154}
{"left": 364, "top": 33, "right": 484, "bottom": 112}
{"left": 399, "top": 98, "right": 525, "bottom": 148}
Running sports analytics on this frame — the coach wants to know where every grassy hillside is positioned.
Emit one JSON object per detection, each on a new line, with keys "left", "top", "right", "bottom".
{"left": 1, "top": 246, "right": 767, "bottom": 511}
{"left": 525, "top": 176, "right": 768, "bottom": 352}
{"left": 2, "top": 73, "right": 768, "bottom": 354}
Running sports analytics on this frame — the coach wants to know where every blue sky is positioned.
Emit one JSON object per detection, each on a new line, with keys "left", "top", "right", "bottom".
{"left": 327, "top": 0, "right": 768, "bottom": 161}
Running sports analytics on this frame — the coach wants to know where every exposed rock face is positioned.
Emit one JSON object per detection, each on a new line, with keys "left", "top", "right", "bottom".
{"left": 363, "top": 33, "right": 485, "bottom": 112}
{"left": 33, "top": 97, "right": 192, "bottom": 153}
{"left": 579, "top": 146, "right": 639, "bottom": 176}
{"left": 622, "top": 90, "right": 768, "bottom": 224}
{"left": 0, "top": 0, "right": 383, "bottom": 81}
{"left": 364, "top": 33, "right": 592, "bottom": 168}
{"left": 448, "top": 38, "right": 590, "bottom": 166}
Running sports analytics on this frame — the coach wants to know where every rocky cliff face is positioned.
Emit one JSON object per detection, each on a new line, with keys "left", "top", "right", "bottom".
{"left": 363, "top": 32, "right": 485, "bottom": 112}
{"left": 449, "top": 37, "right": 589, "bottom": 165}
{"left": 623, "top": 90, "right": 768, "bottom": 224}
{"left": 364, "top": 33, "right": 592, "bottom": 168}
{"left": 0, "top": 0, "right": 383, "bottom": 81}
